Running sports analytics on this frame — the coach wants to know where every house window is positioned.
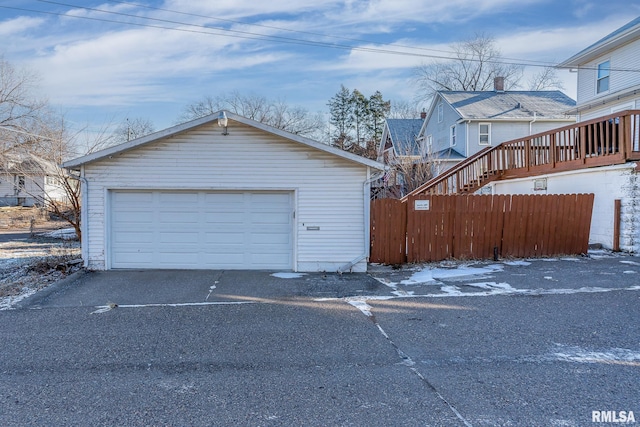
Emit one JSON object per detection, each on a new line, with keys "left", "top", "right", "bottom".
{"left": 14, "top": 175, "right": 25, "bottom": 195}
{"left": 437, "top": 103, "right": 443, "bottom": 123}
{"left": 46, "top": 176, "right": 61, "bottom": 186}
{"left": 479, "top": 123, "right": 491, "bottom": 145}
{"left": 597, "top": 60, "right": 610, "bottom": 93}
{"left": 450, "top": 125, "right": 456, "bottom": 146}
{"left": 425, "top": 135, "right": 433, "bottom": 155}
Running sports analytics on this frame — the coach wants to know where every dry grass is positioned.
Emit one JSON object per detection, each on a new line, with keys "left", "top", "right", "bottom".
{"left": 0, "top": 207, "right": 82, "bottom": 306}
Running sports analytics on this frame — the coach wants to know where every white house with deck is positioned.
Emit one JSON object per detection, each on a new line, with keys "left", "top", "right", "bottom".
{"left": 408, "top": 17, "right": 640, "bottom": 253}
{"left": 63, "top": 111, "right": 385, "bottom": 272}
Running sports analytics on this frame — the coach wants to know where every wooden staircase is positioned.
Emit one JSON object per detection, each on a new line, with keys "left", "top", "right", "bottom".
{"left": 404, "top": 110, "right": 640, "bottom": 198}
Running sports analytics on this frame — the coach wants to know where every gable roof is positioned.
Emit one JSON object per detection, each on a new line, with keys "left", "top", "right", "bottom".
{"left": 559, "top": 16, "right": 640, "bottom": 67}
{"left": 432, "top": 147, "right": 465, "bottom": 161}
{"left": 439, "top": 91, "right": 576, "bottom": 120}
{"left": 63, "top": 111, "right": 385, "bottom": 171}
{"left": 384, "top": 119, "right": 423, "bottom": 156}
{"left": 1, "top": 152, "right": 59, "bottom": 175}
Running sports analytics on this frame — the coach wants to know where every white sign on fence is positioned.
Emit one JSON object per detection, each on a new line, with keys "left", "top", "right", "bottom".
{"left": 414, "top": 200, "right": 430, "bottom": 211}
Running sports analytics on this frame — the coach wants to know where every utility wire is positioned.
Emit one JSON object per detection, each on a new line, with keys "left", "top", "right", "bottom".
{"left": 32, "top": 0, "right": 563, "bottom": 68}
{"left": 105, "top": 0, "right": 551, "bottom": 67}
{"left": 3, "top": 2, "right": 639, "bottom": 73}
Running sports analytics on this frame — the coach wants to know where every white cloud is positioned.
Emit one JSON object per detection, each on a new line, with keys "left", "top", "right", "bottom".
{"left": 0, "top": 16, "right": 45, "bottom": 36}
{"left": 25, "top": 24, "right": 290, "bottom": 106}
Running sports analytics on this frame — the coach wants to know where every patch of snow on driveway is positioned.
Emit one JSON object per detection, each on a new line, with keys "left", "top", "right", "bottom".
{"left": 271, "top": 272, "right": 307, "bottom": 279}
{"left": 401, "top": 264, "right": 504, "bottom": 285}
{"left": 552, "top": 345, "right": 640, "bottom": 366}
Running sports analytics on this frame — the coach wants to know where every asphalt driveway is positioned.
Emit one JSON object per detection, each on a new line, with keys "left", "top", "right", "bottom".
{"left": 2, "top": 253, "right": 640, "bottom": 426}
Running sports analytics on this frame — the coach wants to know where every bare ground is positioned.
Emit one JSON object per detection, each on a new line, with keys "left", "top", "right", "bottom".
{"left": 0, "top": 207, "right": 82, "bottom": 309}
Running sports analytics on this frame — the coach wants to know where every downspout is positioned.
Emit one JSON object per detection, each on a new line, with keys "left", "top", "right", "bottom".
{"left": 529, "top": 112, "right": 537, "bottom": 135}
{"left": 465, "top": 120, "right": 470, "bottom": 157}
{"left": 338, "top": 166, "right": 386, "bottom": 273}
{"left": 79, "top": 165, "right": 89, "bottom": 268}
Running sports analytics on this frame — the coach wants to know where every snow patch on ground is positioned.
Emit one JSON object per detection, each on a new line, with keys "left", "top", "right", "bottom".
{"left": 503, "top": 260, "right": 531, "bottom": 266}
{"left": 271, "top": 272, "right": 307, "bottom": 279}
{"left": 43, "top": 228, "right": 77, "bottom": 240}
{"left": 438, "top": 282, "right": 515, "bottom": 296}
{"left": 348, "top": 299, "right": 373, "bottom": 317}
{"left": 401, "top": 264, "right": 504, "bottom": 285}
{"left": 0, "top": 287, "right": 37, "bottom": 310}
{"left": 620, "top": 260, "right": 640, "bottom": 266}
{"left": 552, "top": 345, "right": 640, "bottom": 366}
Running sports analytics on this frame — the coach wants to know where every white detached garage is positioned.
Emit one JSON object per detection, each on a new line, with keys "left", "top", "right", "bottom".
{"left": 63, "top": 111, "right": 385, "bottom": 272}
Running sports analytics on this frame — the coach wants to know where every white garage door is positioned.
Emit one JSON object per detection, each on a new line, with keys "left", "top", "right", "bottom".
{"left": 110, "top": 190, "right": 293, "bottom": 270}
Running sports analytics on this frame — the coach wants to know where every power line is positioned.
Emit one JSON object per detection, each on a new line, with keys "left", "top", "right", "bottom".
{"left": 105, "top": 0, "right": 547, "bottom": 66}
{"left": 2, "top": 2, "right": 639, "bottom": 73}
{"left": 33, "top": 0, "right": 562, "bottom": 68}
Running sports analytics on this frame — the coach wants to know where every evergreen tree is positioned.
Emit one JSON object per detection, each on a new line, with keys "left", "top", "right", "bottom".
{"left": 327, "top": 85, "right": 354, "bottom": 150}
{"left": 327, "top": 85, "right": 390, "bottom": 159}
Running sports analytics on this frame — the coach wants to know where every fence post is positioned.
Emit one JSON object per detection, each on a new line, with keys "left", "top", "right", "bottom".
{"left": 613, "top": 199, "right": 621, "bottom": 252}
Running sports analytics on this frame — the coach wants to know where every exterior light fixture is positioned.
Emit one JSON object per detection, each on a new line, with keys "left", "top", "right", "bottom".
{"left": 218, "top": 111, "right": 229, "bottom": 135}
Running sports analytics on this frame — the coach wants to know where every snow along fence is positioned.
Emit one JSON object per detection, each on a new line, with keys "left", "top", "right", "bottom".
{"left": 370, "top": 194, "right": 595, "bottom": 264}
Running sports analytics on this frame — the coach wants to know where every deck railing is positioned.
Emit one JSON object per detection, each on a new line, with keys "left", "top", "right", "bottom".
{"left": 405, "top": 110, "right": 640, "bottom": 197}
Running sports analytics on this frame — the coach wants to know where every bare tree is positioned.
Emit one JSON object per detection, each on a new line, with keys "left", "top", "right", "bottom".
{"left": 374, "top": 141, "right": 441, "bottom": 199}
{"left": 178, "top": 91, "right": 325, "bottom": 139}
{"left": 111, "top": 117, "right": 155, "bottom": 143}
{"left": 0, "top": 56, "right": 49, "bottom": 156}
{"left": 1, "top": 152, "right": 81, "bottom": 238}
{"left": 414, "top": 34, "right": 524, "bottom": 98}
{"left": 527, "top": 66, "right": 565, "bottom": 91}
{"left": 388, "top": 100, "right": 423, "bottom": 119}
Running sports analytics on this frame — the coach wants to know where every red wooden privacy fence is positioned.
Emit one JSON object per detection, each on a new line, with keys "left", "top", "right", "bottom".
{"left": 370, "top": 194, "right": 595, "bottom": 264}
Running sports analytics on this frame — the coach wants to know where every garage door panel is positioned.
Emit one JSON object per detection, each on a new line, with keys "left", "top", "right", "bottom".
{"left": 159, "top": 211, "right": 200, "bottom": 224}
{"left": 111, "top": 190, "right": 292, "bottom": 270}
{"left": 113, "top": 211, "right": 154, "bottom": 223}
{"left": 203, "top": 193, "right": 245, "bottom": 205}
{"left": 204, "top": 212, "right": 245, "bottom": 224}
{"left": 113, "top": 191, "right": 153, "bottom": 204}
{"left": 159, "top": 232, "right": 199, "bottom": 244}
{"left": 203, "top": 231, "right": 245, "bottom": 244}
{"left": 157, "top": 252, "right": 199, "bottom": 265}
{"left": 251, "top": 212, "right": 290, "bottom": 224}
{"left": 114, "top": 231, "right": 154, "bottom": 244}
{"left": 250, "top": 233, "right": 290, "bottom": 244}
{"left": 200, "top": 253, "right": 245, "bottom": 265}
{"left": 112, "top": 251, "right": 154, "bottom": 265}
{"left": 159, "top": 192, "right": 199, "bottom": 204}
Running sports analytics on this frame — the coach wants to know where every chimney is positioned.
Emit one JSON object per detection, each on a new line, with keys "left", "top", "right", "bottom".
{"left": 494, "top": 76, "right": 505, "bottom": 92}
{"left": 420, "top": 109, "right": 427, "bottom": 119}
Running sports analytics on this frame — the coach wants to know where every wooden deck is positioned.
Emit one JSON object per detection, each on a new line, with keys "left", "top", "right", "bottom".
{"left": 405, "top": 110, "right": 640, "bottom": 197}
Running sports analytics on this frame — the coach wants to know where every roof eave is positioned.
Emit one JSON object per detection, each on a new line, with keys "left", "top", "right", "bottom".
{"left": 558, "top": 23, "right": 640, "bottom": 68}
{"left": 63, "top": 111, "right": 385, "bottom": 171}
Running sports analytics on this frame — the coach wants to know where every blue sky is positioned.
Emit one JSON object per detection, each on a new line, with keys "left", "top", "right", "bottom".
{"left": 1, "top": 0, "right": 639, "bottom": 136}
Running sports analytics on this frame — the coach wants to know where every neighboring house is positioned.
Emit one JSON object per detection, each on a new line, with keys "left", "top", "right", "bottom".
{"left": 408, "top": 17, "right": 640, "bottom": 253}
{"left": 378, "top": 118, "right": 424, "bottom": 163}
{"left": 63, "top": 111, "right": 385, "bottom": 272}
{"left": 0, "top": 153, "right": 67, "bottom": 207}
{"left": 490, "top": 16, "right": 640, "bottom": 252}
{"left": 558, "top": 16, "right": 640, "bottom": 121}
{"left": 419, "top": 81, "right": 576, "bottom": 162}
{"left": 375, "top": 118, "right": 423, "bottom": 197}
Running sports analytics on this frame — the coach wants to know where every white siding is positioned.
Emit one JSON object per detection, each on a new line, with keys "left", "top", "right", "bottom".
{"left": 487, "top": 164, "right": 640, "bottom": 253}
{"left": 0, "top": 174, "right": 45, "bottom": 207}
{"left": 576, "top": 39, "right": 640, "bottom": 108}
{"left": 83, "top": 121, "right": 369, "bottom": 272}
{"left": 466, "top": 120, "right": 575, "bottom": 157}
